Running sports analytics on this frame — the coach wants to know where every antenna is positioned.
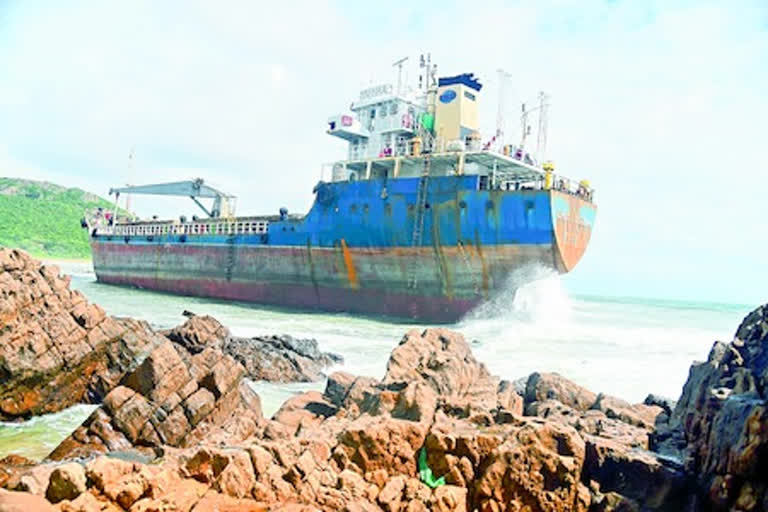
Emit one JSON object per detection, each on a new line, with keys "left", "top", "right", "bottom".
{"left": 393, "top": 56, "right": 409, "bottom": 95}
{"left": 520, "top": 103, "right": 530, "bottom": 149}
{"left": 419, "top": 53, "right": 434, "bottom": 91}
{"left": 496, "top": 69, "right": 513, "bottom": 150}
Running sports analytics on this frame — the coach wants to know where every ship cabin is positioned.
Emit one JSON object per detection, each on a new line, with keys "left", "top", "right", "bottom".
{"left": 325, "top": 72, "right": 594, "bottom": 201}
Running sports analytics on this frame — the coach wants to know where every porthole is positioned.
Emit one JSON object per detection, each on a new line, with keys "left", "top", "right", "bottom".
{"left": 458, "top": 200, "right": 467, "bottom": 209}
{"left": 486, "top": 201, "right": 494, "bottom": 210}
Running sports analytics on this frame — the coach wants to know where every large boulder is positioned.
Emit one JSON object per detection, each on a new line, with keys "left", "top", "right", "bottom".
{"left": 0, "top": 249, "right": 166, "bottom": 419}
{"left": 524, "top": 372, "right": 597, "bottom": 413}
{"left": 652, "top": 303, "right": 768, "bottom": 510}
{"left": 382, "top": 328, "right": 522, "bottom": 419}
{"left": 48, "top": 340, "right": 263, "bottom": 460}
{"left": 163, "top": 313, "right": 343, "bottom": 383}
{"left": 522, "top": 372, "right": 663, "bottom": 450}
{"left": 45, "top": 462, "right": 86, "bottom": 503}
{"left": 224, "top": 334, "right": 343, "bottom": 383}
{"left": 162, "top": 312, "right": 230, "bottom": 354}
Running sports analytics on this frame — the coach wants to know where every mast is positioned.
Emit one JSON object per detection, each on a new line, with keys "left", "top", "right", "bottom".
{"left": 393, "top": 56, "right": 408, "bottom": 96}
{"left": 520, "top": 102, "right": 530, "bottom": 150}
{"left": 495, "top": 69, "right": 512, "bottom": 151}
{"left": 535, "top": 91, "right": 550, "bottom": 162}
{"left": 125, "top": 147, "right": 134, "bottom": 218}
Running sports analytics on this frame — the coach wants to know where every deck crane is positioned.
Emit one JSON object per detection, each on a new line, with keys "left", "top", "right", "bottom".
{"left": 109, "top": 178, "right": 236, "bottom": 219}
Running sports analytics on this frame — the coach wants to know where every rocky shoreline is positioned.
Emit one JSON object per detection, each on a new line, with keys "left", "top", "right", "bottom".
{"left": 0, "top": 248, "right": 765, "bottom": 511}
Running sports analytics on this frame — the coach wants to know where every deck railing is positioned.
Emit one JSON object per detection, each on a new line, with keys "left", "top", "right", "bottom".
{"left": 89, "top": 217, "right": 269, "bottom": 238}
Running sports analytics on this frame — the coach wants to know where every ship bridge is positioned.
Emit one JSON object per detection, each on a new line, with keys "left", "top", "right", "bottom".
{"left": 324, "top": 56, "right": 594, "bottom": 199}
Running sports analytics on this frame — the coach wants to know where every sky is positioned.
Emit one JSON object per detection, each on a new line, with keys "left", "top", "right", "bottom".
{"left": 0, "top": 0, "right": 766, "bottom": 305}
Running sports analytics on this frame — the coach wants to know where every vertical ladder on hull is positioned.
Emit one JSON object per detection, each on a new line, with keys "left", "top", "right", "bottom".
{"left": 408, "top": 155, "right": 431, "bottom": 289}
{"left": 225, "top": 235, "right": 237, "bottom": 282}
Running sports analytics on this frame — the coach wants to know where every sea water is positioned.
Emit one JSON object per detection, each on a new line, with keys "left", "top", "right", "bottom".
{"left": 0, "top": 261, "right": 753, "bottom": 460}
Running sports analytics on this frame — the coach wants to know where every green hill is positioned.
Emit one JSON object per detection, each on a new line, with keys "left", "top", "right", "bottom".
{"left": 0, "top": 177, "right": 117, "bottom": 259}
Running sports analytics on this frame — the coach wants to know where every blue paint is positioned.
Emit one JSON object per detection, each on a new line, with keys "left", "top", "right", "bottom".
{"left": 95, "top": 176, "right": 562, "bottom": 249}
{"left": 438, "top": 73, "right": 482, "bottom": 91}
{"left": 579, "top": 205, "right": 597, "bottom": 227}
{"left": 439, "top": 90, "right": 457, "bottom": 103}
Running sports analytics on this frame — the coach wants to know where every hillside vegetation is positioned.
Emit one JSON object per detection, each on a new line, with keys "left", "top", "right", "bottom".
{"left": 0, "top": 177, "right": 116, "bottom": 259}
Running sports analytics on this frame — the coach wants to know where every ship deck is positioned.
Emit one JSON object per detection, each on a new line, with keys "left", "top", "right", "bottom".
{"left": 336, "top": 150, "right": 547, "bottom": 182}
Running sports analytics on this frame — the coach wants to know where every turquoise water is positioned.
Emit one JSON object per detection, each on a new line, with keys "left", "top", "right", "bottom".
{"left": 0, "top": 261, "right": 754, "bottom": 461}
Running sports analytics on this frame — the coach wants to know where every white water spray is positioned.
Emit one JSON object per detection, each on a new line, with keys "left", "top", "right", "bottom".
{"left": 463, "top": 263, "right": 572, "bottom": 325}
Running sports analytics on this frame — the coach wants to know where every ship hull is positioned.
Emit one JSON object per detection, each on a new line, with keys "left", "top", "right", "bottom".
{"left": 90, "top": 177, "right": 596, "bottom": 322}
{"left": 91, "top": 243, "right": 553, "bottom": 322}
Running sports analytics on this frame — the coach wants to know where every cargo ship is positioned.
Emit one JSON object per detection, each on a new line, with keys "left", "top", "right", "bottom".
{"left": 84, "top": 56, "right": 596, "bottom": 322}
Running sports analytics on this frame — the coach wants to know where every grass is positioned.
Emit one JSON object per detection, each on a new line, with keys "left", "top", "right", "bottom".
{"left": 0, "top": 177, "right": 118, "bottom": 259}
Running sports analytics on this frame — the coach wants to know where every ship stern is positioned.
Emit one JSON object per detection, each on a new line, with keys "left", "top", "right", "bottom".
{"left": 550, "top": 191, "right": 596, "bottom": 273}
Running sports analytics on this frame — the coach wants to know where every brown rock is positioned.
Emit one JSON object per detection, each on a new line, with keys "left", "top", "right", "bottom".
{"left": 84, "top": 457, "right": 133, "bottom": 494}
{"left": 650, "top": 303, "right": 768, "bottom": 509}
{"left": 163, "top": 314, "right": 230, "bottom": 354}
{"left": 199, "top": 355, "right": 244, "bottom": 399}
{"left": 0, "top": 249, "right": 165, "bottom": 420}
{"left": 338, "top": 416, "right": 428, "bottom": 475}
{"left": 591, "top": 393, "right": 662, "bottom": 430}
{"left": 17, "top": 464, "right": 56, "bottom": 496}
{"left": 344, "top": 501, "right": 382, "bottom": 512}
{"left": 215, "top": 449, "right": 255, "bottom": 499}
{"left": 273, "top": 391, "right": 337, "bottom": 433}
{"left": 122, "top": 340, "right": 192, "bottom": 404}
{"left": 524, "top": 372, "right": 597, "bottom": 412}
{"left": 248, "top": 444, "right": 274, "bottom": 477}
{"left": 184, "top": 388, "right": 216, "bottom": 427}
{"left": 526, "top": 399, "right": 651, "bottom": 449}
{"left": 0, "top": 489, "right": 55, "bottom": 511}
{"left": 109, "top": 389, "right": 153, "bottom": 444}
{"left": 338, "top": 469, "right": 369, "bottom": 500}
{"left": 51, "top": 342, "right": 262, "bottom": 460}
{"left": 383, "top": 329, "right": 520, "bottom": 419}
{"left": 131, "top": 477, "right": 208, "bottom": 512}
{"left": 472, "top": 419, "right": 588, "bottom": 512}
{"left": 189, "top": 489, "right": 268, "bottom": 511}
{"left": 431, "top": 485, "right": 466, "bottom": 512}
{"left": 377, "top": 475, "right": 406, "bottom": 512}
{"left": 178, "top": 446, "right": 255, "bottom": 499}
{"left": 45, "top": 463, "right": 86, "bottom": 503}
{"left": 223, "top": 333, "right": 342, "bottom": 383}
{"left": 582, "top": 435, "right": 688, "bottom": 509}
{"left": 324, "top": 372, "right": 356, "bottom": 407}
{"left": 56, "top": 490, "right": 124, "bottom": 512}
{"left": 0, "top": 455, "right": 35, "bottom": 490}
